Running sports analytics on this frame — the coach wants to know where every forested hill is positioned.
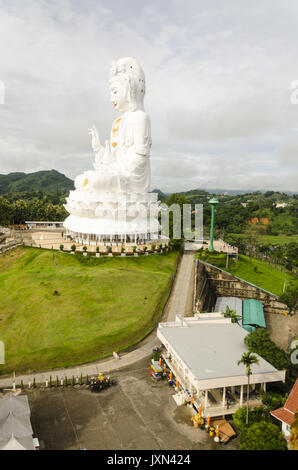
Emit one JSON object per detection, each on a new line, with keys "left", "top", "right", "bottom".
{"left": 0, "top": 170, "right": 74, "bottom": 196}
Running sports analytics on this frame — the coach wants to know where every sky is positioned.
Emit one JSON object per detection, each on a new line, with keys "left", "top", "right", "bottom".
{"left": 0, "top": 0, "right": 297, "bottom": 193}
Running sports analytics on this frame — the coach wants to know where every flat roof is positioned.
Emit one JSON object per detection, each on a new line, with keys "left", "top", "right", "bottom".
{"left": 158, "top": 322, "right": 278, "bottom": 381}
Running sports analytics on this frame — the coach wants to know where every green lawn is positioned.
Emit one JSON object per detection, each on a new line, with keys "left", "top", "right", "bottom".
{"left": 197, "top": 252, "right": 295, "bottom": 296}
{"left": 0, "top": 247, "right": 179, "bottom": 375}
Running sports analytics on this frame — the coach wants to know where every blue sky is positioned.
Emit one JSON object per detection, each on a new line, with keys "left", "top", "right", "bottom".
{"left": 0, "top": 0, "right": 297, "bottom": 192}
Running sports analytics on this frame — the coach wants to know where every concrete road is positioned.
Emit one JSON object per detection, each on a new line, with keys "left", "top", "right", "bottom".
{"left": 27, "top": 358, "right": 238, "bottom": 450}
{"left": 165, "top": 254, "right": 195, "bottom": 321}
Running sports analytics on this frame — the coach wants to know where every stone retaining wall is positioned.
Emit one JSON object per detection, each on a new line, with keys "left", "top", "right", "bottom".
{"left": 195, "top": 260, "right": 290, "bottom": 316}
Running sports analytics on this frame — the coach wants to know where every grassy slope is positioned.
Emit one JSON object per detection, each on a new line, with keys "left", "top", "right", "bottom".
{"left": 198, "top": 253, "right": 295, "bottom": 296}
{"left": 228, "top": 233, "right": 298, "bottom": 245}
{"left": 0, "top": 247, "right": 179, "bottom": 374}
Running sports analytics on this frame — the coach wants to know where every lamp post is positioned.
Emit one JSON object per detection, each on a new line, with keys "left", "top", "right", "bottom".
{"left": 209, "top": 197, "right": 219, "bottom": 252}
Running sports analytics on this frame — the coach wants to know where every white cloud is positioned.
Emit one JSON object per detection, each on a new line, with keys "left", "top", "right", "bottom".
{"left": 0, "top": 0, "right": 297, "bottom": 192}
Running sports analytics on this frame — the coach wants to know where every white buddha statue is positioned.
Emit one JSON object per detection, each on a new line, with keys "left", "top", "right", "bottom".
{"left": 74, "top": 57, "right": 152, "bottom": 193}
{"left": 64, "top": 57, "right": 160, "bottom": 243}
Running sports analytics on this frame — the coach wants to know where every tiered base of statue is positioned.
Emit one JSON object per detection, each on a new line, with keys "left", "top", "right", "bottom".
{"left": 64, "top": 189, "right": 160, "bottom": 244}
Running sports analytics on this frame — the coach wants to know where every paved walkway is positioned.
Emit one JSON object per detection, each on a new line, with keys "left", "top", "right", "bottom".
{"left": 0, "top": 253, "right": 195, "bottom": 389}
{"left": 165, "top": 253, "right": 195, "bottom": 321}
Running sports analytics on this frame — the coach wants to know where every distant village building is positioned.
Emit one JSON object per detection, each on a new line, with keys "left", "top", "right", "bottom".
{"left": 25, "top": 221, "right": 64, "bottom": 230}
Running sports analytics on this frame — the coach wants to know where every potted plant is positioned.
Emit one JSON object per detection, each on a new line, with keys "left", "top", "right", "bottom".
{"left": 108, "top": 245, "right": 113, "bottom": 256}
{"left": 121, "top": 246, "right": 126, "bottom": 257}
{"left": 83, "top": 245, "right": 88, "bottom": 256}
{"left": 151, "top": 244, "right": 156, "bottom": 253}
{"left": 59, "top": 244, "right": 64, "bottom": 251}
{"left": 71, "top": 244, "right": 76, "bottom": 254}
{"left": 143, "top": 246, "right": 148, "bottom": 255}
{"left": 133, "top": 246, "right": 138, "bottom": 256}
{"left": 96, "top": 246, "right": 100, "bottom": 257}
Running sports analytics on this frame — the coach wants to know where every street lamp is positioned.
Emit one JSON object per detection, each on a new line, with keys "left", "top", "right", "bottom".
{"left": 209, "top": 197, "right": 219, "bottom": 252}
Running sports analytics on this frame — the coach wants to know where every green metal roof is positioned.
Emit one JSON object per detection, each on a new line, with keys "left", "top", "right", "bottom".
{"left": 242, "top": 299, "right": 266, "bottom": 328}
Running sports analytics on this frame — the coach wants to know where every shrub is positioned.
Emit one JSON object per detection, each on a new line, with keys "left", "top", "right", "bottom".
{"left": 239, "top": 421, "right": 287, "bottom": 450}
{"left": 83, "top": 246, "right": 87, "bottom": 252}
{"left": 233, "top": 406, "right": 270, "bottom": 432}
{"left": 96, "top": 246, "right": 100, "bottom": 253}
{"left": 279, "top": 280, "right": 298, "bottom": 311}
{"left": 132, "top": 246, "right": 137, "bottom": 253}
{"left": 151, "top": 244, "right": 156, "bottom": 252}
{"left": 153, "top": 350, "right": 159, "bottom": 361}
{"left": 71, "top": 244, "right": 76, "bottom": 252}
{"left": 261, "top": 391, "right": 288, "bottom": 412}
{"left": 59, "top": 244, "right": 64, "bottom": 251}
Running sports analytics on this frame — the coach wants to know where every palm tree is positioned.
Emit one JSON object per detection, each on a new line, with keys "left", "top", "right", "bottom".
{"left": 237, "top": 352, "right": 259, "bottom": 425}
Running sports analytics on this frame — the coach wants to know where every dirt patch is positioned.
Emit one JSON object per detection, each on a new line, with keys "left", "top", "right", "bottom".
{"left": 0, "top": 246, "right": 26, "bottom": 270}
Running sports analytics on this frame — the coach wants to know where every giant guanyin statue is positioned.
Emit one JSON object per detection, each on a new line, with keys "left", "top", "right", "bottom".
{"left": 64, "top": 57, "right": 160, "bottom": 244}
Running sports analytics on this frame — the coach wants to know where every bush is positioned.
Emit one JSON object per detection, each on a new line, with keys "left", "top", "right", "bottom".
{"left": 96, "top": 246, "right": 99, "bottom": 253}
{"left": 83, "top": 246, "right": 87, "bottom": 252}
{"left": 59, "top": 244, "right": 64, "bottom": 251}
{"left": 245, "top": 329, "right": 290, "bottom": 370}
{"left": 168, "top": 239, "right": 183, "bottom": 251}
{"left": 71, "top": 244, "right": 76, "bottom": 252}
{"left": 233, "top": 406, "right": 270, "bottom": 432}
{"left": 279, "top": 280, "right": 298, "bottom": 311}
{"left": 239, "top": 421, "right": 287, "bottom": 450}
{"left": 261, "top": 391, "right": 288, "bottom": 412}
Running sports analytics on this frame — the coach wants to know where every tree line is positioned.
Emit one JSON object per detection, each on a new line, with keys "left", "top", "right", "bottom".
{"left": 0, "top": 196, "right": 68, "bottom": 225}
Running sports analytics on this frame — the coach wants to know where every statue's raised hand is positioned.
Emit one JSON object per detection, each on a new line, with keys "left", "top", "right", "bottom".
{"left": 88, "top": 125, "right": 102, "bottom": 153}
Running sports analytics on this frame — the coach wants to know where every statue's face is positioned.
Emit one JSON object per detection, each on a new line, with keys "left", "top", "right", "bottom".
{"left": 110, "top": 79, "right": 130, "bottom": 113}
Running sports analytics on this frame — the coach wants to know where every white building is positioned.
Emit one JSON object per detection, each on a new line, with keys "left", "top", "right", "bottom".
{"left": 0, "top": 394, "right": 36, "bottom": 450}
{"left": 157, "top": 314, "right": 285, "bottom": 418}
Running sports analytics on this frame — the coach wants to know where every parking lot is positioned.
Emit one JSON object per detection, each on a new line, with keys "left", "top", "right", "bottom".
{"left": 27, "top": 358, "right": 238, "bottom": 450}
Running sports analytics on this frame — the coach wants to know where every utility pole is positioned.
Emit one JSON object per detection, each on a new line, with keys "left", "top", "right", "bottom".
{"left": 209, "top": 197, "right": 219, "bottom": 252}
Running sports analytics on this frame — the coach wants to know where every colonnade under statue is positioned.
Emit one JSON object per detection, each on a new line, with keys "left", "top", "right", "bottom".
{"left": 64, "top": 230, "right": 167, "bottom": 246}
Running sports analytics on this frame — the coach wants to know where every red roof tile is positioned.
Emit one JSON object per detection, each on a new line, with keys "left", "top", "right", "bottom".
{"left": 284, "top": 379, "right": 298, "bottom": 414}
{"left": 271, "top": 407, "right": 294, "bottom": 426}
{"left": 270, "top": 380, "right": 298, "bottom": 426}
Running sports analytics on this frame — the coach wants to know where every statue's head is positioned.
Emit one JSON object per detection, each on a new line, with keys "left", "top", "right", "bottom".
{"left": 109, "top": 57, "right": 145, "bottom": 112}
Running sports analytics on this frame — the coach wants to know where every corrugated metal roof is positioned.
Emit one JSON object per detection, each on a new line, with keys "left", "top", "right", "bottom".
{"left": 215, "top": 297, "right": 243, "bottom": 316}
{"left": 242, "top": 299, "right": 266, "bottom": 328}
